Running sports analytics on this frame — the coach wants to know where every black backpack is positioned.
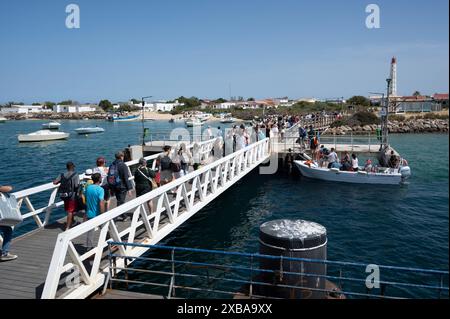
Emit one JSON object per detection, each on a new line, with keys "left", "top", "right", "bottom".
{"left": 58, "top": 172, "right": 77, "bottom": 200}
{"left": 171, "top": 162, "right": 181, "bottom": 173}
{"left": 107, "top": 162, "right": 122, "bottom": 189}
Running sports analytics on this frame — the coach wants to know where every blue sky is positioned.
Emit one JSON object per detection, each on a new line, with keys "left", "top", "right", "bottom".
{"left": 0, "top": 0, "right": 448, "bottom": 103}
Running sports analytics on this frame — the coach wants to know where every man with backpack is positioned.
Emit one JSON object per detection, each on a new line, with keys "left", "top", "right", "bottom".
{"left": 108, "top": 151, "right": 133, "bottom": 208}
{"left": 53, "top": 162, "right": 80, "bottom": 231}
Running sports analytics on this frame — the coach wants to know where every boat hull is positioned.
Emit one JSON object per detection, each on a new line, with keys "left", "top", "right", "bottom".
{"left": 18, "top": 133, "right": 70, "bottom": 142}
{"left": 109, "top": 115, "right": 140, "bottom": 122}
{"left": 75, "top": 128, "right": 105, "bottom": 134}
{"left": 186, "top": 121, "right": 203, "bottom": 127}
{"left": 294, "top": 161, "right": 403, "bottom": 185}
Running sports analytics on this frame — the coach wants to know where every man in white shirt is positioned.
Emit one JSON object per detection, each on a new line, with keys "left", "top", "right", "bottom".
{"left": 327, "top": 148, "right": 339, "bottom": 168}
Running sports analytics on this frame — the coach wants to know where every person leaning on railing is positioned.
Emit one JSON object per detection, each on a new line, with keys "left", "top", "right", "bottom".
{"left": 0, "top": 185, "right": 18, "bottom": 262}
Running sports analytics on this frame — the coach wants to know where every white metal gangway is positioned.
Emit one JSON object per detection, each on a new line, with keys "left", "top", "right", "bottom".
{"left": 38, "top": 138, "right": 270, "bottom": 299}
{"left": 11, "top": 138, "right": 217, "bottom": 231}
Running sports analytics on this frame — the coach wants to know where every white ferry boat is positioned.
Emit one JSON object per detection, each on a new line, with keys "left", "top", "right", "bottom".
{"left": 294, "top": 160, "right": 411, "bottom": 185}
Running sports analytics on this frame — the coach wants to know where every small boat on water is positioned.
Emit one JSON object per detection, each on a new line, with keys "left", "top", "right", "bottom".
{"left": 18, "top": 130, "right": 70, "bottom": 142}
{"left": 294, "top": 160, "right": 411, "bottom": 185}
{"left": 185, "top": 118, "right": 203, "bottom": 127}
{"left": 108, "top": 114, "right": 140, "bottom": 122}
{"left": 196, "top": 113, "right": 212, "bottom": 122}
{"left": 220, "top": 116, "right": 237, "bottom": 123}
{"left": 0, "top": 117, "right": 7, "bottom": 123}
{"left": 42, "top": 122, "right": 61, "bottom": 129}
{"left": 75, "top": 127, "right": 105, "bottom": 134}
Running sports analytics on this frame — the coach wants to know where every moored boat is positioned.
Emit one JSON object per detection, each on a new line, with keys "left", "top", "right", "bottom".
{"left": 294, "top": 160, "right": 411, "bottom": 185}
{"left": 0, "top": 117, "right": 7, "bottom": 123}
{"left": 42, "top": 122, "right": 61, "bottom": 129}
{"left": 75, "top": 127, "right": 105, "bottom": 134}
{"left": 18, "top": 130, "right": 70, "bottom": 142}
{"left": 186, "top": 119, "right": 203, "bottom": 127}
{"left": 108, "top": 114, "right": 140, "bottom": 122}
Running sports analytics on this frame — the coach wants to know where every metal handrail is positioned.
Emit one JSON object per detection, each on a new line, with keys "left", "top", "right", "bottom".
{"left": 108, "top": 242, "right": 450, "bottom": 276}
{"left": 106, "top": 243, "right": 449, "bottom": 299}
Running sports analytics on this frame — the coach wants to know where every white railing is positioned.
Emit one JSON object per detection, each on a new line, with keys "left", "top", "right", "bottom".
{"left": 41, "top": 138, "right": 270, "bottom": 299}
{"left": 271, "top": 132, "right": 380, "bottom": 153}
{"left": 284, "top": 115, "right": 337, "bottom": 138}
{"left": 11, "top": 138, "right": 218, "bottom": 230}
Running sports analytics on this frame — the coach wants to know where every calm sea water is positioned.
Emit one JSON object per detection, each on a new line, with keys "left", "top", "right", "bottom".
{"left": 1, "top": 120, "right": 448, "bottom": 297}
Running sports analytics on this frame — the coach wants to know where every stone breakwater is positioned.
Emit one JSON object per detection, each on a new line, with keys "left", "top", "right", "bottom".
{"left": 4, "top": 112, "right": 107, "bottom": 120}
{"left": 327, "top": 119, "right": 449, "bottom": 135}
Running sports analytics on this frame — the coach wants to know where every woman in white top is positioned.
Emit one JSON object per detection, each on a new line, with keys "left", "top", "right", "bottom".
{"left": 179, "top": 143, "right": 192, "bottom": 175}
{"left": 270, "top": 124, "right": 279, "bottom": 139}
{"left": 351, "top": 153, "right": 359, "bottom": 171}
{"left": 213, "top": 137, "right": 224, "bottom": 159}
{"left": 225, "top": 128, "right": 234, "bottom": 156}
{"left": 235, "top": 130, "right": 246, "bottom": 151}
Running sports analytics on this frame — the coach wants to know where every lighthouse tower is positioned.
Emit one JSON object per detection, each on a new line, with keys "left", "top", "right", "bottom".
{"left": 389, "top": 57, "right": 398, "bottom": 96}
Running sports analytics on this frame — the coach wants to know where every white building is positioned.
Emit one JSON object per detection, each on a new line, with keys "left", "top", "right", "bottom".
{"left": 53, "top": 104, "right": 97, "bottom": 113}
{"left": 0, "top": 104, "right": 49, "bottom": 114}
{"left": 136, "top": 100, "right": 184, "bottom": 112}
{"left": 214, "top": 102, "right": 237, "bottom": 109}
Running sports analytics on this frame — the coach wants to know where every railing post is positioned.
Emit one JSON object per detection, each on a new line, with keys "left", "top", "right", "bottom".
{"left": 351, "top": 132, "right": 354, "bottom": 151}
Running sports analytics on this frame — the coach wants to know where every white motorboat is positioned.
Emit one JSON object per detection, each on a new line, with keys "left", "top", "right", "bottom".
{"left": 42, "top": 122, "right": 61, "bottom": 129}
{"left": 18, "top": 130, "right": 70, "bottom": 142}
{"left": 0, "top": 117, "right": 7, "bottom": 123}
{"left": 75, "top": 127, "right": 105, "bottom": 134}
{"left": 294, "top": 160, "right": 411, "bottom": 185}
{"left": 220, "top": 116, "right": 237, "bottom": 123}
{"left": 185, "top": 119, "right": 203, "bottom": 127}
{"left": 196, "top": 113, "right": 212, "bottom": 122}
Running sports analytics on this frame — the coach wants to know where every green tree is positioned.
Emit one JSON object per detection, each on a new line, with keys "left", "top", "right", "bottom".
{"left": 32, "top": 102, "right": 41, "bottom": 106}
{"left": 347, "top": 96, "right": 370, "bottom": 107}
{"left": 177, "top": 96, "right": 201, "bottom": 108}
{"left": 118, "top": 103, "right": 132, "bottom": 112}
{"left": 130, "top": 98, "right": 141, "bottom": 105}
{"left": 214, "top": 98, "right": 227, "bottom": 104}
{"left": 98, "top": 100, "right": 113, "bottom": 112}
{"left": 44, "top": 101, "right": 56, "bottom": 109}
{"left": 413, "top": 91, "right": 421, "bottom": 97}
{"left": 247, "top": 97, "right": 255, "bottom": 101}
{"left": 59, "top": 100, "right": 74, "bottom": 105}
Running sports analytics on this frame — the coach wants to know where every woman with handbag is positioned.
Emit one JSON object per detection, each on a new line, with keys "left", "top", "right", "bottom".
{"left": 0, "top": 184, "right": 17, "bottom": 262}
{"left": 134, "top": 158, "right": 157, "bottom": 213}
